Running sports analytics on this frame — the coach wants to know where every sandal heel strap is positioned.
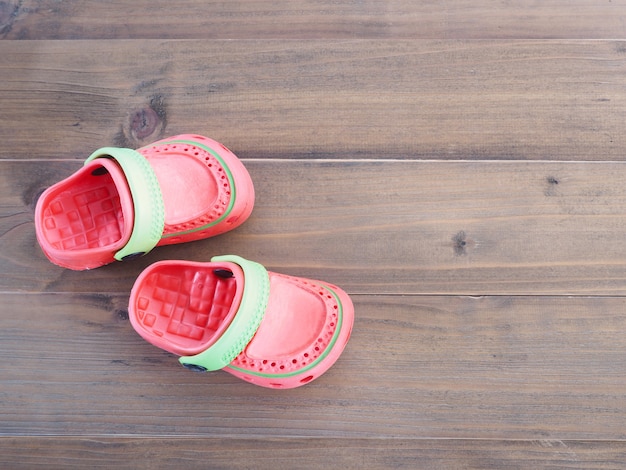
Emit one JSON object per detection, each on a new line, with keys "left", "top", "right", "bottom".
{"left": 85, "top": 147, "right": 165, "bottom": 261}
{"left": 179, "top": 255, "right": 270, "bottom": 371}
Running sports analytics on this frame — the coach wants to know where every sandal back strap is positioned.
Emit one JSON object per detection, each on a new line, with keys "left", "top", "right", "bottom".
{"left": 179, "top": 255, "right": 270, "bottom": 371}
{"left": 85, "top": 147, "right": 165, "bottom": 261}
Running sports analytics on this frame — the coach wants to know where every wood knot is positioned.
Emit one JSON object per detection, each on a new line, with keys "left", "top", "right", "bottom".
{"left": 130, "top": 107, "right": 160, "bottom": 139}
{"left": 116, "top": 94, "right": 167, "bottom": 147}
{"left": 452, "top": 230, "right": 475, "bottom": 256}
{"left": 544, "top": 175, "right": 561, "bottom": 196}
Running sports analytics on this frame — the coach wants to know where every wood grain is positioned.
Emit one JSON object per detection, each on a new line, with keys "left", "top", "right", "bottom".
{"left": 2, "top": 293, "right": 626, "bottom": 439}
{"left": 1, "top": 40, "right": 626, "bottom": 161}
{"left": 1, "top": 0, "right": 624, "bottom": 40}
{"left": 3, "top": 2, "right": 626, "bottom": 467}
{"left": 4, "top": 159, "right": 626, "bottom": 295}
{"left": 1, "top": 437, "right": 625, "bottom": 469}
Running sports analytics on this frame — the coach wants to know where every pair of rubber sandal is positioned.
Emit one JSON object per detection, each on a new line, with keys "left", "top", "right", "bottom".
{"left": 35, "top": 134, "right": 353, "bottom": 389}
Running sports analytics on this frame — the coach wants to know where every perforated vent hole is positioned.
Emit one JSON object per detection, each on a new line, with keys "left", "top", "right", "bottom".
{"left": 300, "top": 375, "right": 314, "bottom": 384}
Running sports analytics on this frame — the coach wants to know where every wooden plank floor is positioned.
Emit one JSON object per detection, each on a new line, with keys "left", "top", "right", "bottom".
{"left": 2, "top": 1, "right": 626, "bottom": 468}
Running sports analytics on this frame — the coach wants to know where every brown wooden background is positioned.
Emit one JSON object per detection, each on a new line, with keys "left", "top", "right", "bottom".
{"left": 2, "top": 1, "right": 626, "bottom": 468}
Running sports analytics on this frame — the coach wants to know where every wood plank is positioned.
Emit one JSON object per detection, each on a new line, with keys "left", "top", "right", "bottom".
{"left": 3, "top": 2, "right": 625, "bottom": 467}
{"left": 2, "top": 293, "right": 626, "bottom": 439}
{"left": 4, "top": 159, "right": 626, "bottom": 295}
{"left": 1, "top": 40, "right": 626, "bottom": 161}
{"left": 1, "top": 437, "right": 625, "bottom": 469}
{"left": 2, "top": 1, "right": 625, "bottom": 40}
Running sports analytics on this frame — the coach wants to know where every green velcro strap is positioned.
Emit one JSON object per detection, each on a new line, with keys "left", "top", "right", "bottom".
{"left": 179, "top": 255, "right": 270, "bottom": 371}
{"left": 85, "top": 147, "right": 165, "bottom": 261}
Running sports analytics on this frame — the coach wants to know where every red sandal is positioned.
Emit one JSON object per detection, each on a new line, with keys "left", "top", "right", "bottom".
{"left": 128, "top": 255, "right": 354, "bottom": 389}
{"left": 35, "top": 134, "right": 254, "bottom": 270}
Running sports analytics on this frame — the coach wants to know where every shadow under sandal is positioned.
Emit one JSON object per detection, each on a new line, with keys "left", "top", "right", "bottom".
{"left": 35, "top": 134, "right": 255, "bottom": 270}
{"left": 128, "top": 255, "right": 355, "bottom": 389}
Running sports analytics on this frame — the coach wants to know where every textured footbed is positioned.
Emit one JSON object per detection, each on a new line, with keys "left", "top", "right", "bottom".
{"left": 131, "top": 263, "right": 242, "bottom": 356}
{"left": 40, "top": 168, "right": 126, "bottom": 252}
